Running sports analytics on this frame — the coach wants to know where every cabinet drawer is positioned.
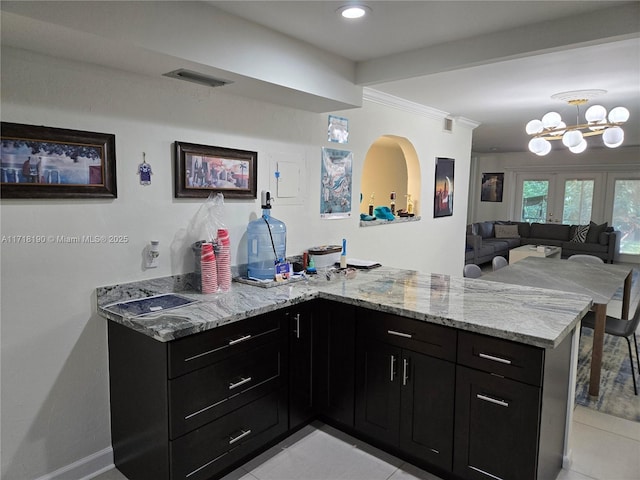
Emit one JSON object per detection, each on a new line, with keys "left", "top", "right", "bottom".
{"left": 454, "top": 366, "right": 541, "bottom": 480}
{"left": 457, "top": 331, "right": 544, "bottom": 386}
{"left": 169, "top": 340, "right": 285, "bottom": 439}
{"left": 358, "top": 309, "right": 456, "bottom": 362}
{"left": 170, "top": 389, "right": 287, "bottom": 480}
{"left": 168, "top": 313, "right": 283, "bottom": 378}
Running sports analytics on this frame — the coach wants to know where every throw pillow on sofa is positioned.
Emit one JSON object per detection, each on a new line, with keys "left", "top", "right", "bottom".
{"left": 494, "top": 224, "right": 520, "bottom": 238}
{"left": 571, "top": 224, "right": 589, "bottom": 243}
{"left": 586, "top": 221, "right": 607, "bottom": 243}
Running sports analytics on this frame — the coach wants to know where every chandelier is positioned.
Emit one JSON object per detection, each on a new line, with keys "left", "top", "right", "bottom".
{"left": 526, "top": 89, "right": 630, "bottom": 156}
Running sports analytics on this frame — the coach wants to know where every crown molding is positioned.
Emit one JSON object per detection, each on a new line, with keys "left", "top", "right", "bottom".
{"left": 363, "top": 87, "right": 480, "bottom": 129}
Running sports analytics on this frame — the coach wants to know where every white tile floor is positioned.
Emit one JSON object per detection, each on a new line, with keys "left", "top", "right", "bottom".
{"left": 92, "top": 407, "right": 640, "bottom": 480}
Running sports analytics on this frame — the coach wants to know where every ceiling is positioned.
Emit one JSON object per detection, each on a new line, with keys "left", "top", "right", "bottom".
{"left": 208, "top": 0, "right": 640, "bottom": 154}
{"left": 2, "top": 1, "right": 639, "bottom": 154}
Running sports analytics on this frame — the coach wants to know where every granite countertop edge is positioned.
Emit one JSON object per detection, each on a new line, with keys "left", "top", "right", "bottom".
{"left": 96, "top": 268, "right": 593, "bottom": 349}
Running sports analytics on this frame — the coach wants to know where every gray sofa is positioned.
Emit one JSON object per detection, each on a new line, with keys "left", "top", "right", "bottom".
{"left": 466, "top": 220, "right": 620, "bottom": 265}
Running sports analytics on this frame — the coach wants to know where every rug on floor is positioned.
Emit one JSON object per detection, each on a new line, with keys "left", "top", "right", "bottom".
{"left": 575, "top": 327, "right": 640, "bottom": 422}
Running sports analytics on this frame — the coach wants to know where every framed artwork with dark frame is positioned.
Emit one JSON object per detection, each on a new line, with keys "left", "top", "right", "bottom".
{"left": 481, "top": 172, "right": 504, "bottom": 202}
{"left": 434, "top": 157, "right": 454, "bottom": 218}
{"left": 174, "top": 141, "right": 257, "bottom": 199}
{"left": 0, "top": 122, "right": 117, "bottom": 199}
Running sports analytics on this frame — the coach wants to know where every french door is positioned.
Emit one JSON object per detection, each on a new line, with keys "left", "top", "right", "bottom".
{"left": 515, "top": 173, "right": 604, "bottom": 224}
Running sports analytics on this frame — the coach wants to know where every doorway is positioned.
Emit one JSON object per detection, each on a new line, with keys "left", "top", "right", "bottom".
{"left": 514, "top": 172, "right": 605, "bottom": 224}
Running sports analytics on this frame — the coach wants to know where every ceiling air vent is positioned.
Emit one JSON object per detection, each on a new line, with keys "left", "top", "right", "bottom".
{"left": 444, "top": 117, "right": 454, "bottom": 132}
{"left": 163, "top": 69, "right": 233, "bottom": 88}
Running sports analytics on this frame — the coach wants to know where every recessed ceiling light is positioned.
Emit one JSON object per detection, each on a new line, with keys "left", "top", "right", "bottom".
{"left": 337, "top": 5, "right": 370, "bottom": 19}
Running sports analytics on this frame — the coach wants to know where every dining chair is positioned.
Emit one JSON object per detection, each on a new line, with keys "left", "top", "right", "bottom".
{"left": 568, "top": 254, "right": 604, "bottom": 264}
{"left": 463, "top": 264, "right": 482, "bottom": 278}
{"left": 492, "top": 256, "right": 508, "bottom": 271}
{"left": 581, "top": 301, "right": 640, "bottom": 395}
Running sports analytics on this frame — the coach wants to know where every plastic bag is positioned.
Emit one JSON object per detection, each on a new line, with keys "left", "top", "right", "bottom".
{"left": 187, "top": 192, "right": 226, "bottom": 244}
{"left": 187, "top": 193, "right": 232, "bottom": 292}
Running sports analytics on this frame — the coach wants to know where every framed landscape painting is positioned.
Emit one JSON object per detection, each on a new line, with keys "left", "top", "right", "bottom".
{"left": 174, "top": 141, "right": 257, "bottom": 199}
{"left": 0, "top": 122, "right": 117, "bottom": 199}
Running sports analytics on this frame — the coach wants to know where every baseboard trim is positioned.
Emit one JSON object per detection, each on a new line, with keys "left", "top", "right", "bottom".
{"left": 33, "top": 446, "right": 114, "bottom": 480}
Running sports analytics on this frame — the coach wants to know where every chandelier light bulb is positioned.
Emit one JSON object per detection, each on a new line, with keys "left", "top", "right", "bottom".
{"left": 562, "top": 129, "right": 583, "bottom": 148}
{"left": 528, "top": 137, "right": 551, "bottom": 156}
{"left": 541, "top": 111, "right": 562, "bottom": 129}
{"left": 569, "top": 139, "right": 588, "bottom": 154}
{"left": 608, "top": 106, "right": 630, "bottom": 123}
{"left": 525, "top": 119, "right": 543, "bottom": 135}
{"left": 585, "top": 105, "right": 607, "bottom": 123}
{"left": 603, "top": 127, "right": 624, "bottom": 148}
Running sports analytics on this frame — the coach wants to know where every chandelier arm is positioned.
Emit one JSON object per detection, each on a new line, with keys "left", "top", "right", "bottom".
{"left": 531, "top": 122, "right": 626, "bottom": 140}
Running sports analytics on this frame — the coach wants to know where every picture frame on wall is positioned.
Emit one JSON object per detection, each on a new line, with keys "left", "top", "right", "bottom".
{"left": 327, "top": 115, "right": 349, "bottom": 144}
{"left": 434, "top": 157, "right": 454, "bottom": 218}
{"left": 481, "top": 172, "right": 504, "bottom": 202}
{"left": 0, "top": 122, "right": 117, "bottom": 199}
{"left": 174, "top": 141, "right": 257, "bottom": 199}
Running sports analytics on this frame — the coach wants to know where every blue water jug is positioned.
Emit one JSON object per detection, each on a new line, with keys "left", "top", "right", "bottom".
{"left": 247, "top": 201, "right": 286, "bottom": 280}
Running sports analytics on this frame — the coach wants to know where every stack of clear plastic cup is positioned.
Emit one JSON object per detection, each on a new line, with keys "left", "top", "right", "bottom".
{"left": 216, "top": 229, "right": 232, "bottom": 292}
{"left": 200, "top": 242, "right": 218, "bottom": 294}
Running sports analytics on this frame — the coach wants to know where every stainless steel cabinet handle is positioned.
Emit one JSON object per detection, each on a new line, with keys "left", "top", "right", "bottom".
{"left": 479, "top": 352, "right": 512, "bottom": 365}
{"left": 476, "top": 393, "right": 509, "bottom": 408}
{"left": 387, "top": 329, "right": 412, "bottom": 339}
{"left": 294, "top": 313, "right": 300, "bottom": 339}
{"left": 229, "top": 376, "right": 252, "bottom": 390}
{"left": 390, "top": 355, "right": 397, "bottom": 382}
{"left": 402, "top": 358, "right": 409, "bottom": 386}
{"left": 229, "top": 334, "right": 252, "bottom": 345}
{"left": 229, "top": 428, "right": 252, "bottom": 445}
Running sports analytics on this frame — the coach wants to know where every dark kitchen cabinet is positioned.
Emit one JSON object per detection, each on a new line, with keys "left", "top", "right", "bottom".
{"left": 355, "top": 309, "right": 456, "bottom": 471}
{"left": 314, "top": 300, "right": 357, "bottom": 428}
{"left": 108, "top": 299, "right": 574, "bottom": 480}
{"left": 287, "top": 304, "right": 315, "bottom": 429}
{"left": 453, "top": 330, "right": 573, "bottom": 480}
{"left": 108, "top": 312, "right": 288, "bottom": 480}
{"left": 454, "top": 366, "right": 540, "bottom": 480}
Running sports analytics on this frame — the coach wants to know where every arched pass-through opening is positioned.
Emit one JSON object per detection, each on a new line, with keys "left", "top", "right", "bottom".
{"left": 360, "top": 135, "right": 421, "bottom": 224}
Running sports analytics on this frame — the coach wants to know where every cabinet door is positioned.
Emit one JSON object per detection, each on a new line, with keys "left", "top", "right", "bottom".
{"left": 315, "top": 301, "right": 356, "bottom": 427}
{"left": 454, "top": 366, "right": 541, "bottom": 480}
{"left": 399, "top": 351, "right": 455, "bottom": 471}
{"left": 289, "top": 306, "right": 315, "bottom": 429}
{"left": 355, "top": 338, "right": 401, "bottom": 445}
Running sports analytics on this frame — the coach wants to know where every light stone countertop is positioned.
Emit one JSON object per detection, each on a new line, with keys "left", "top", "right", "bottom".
{"left": 96, "top": 266, "right": 593, "bottom": 348}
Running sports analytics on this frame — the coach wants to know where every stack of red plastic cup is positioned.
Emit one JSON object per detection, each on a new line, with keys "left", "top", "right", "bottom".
{"left": 200, "top": 242, "right": 218, "bottom": 294}
{"left": 216, "top": 228, "right": 232, "bottom": 292}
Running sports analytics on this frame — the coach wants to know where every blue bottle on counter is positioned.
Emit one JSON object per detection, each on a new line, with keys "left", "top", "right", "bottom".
{"left": 247, "top": 191, "right": 287, "bottom": 280}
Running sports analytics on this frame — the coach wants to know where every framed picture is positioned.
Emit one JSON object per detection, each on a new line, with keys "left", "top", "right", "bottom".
{"left": 327, "top": 115, "right": 349, "bottom": 144}
{"left": 320, "top": 147, "right": 352, "bottom": 219}
{"left": 481, "top": 172, "right": 504, "bottom": 202}
{"left": 434, "top": 157, "right": 454, "bottom": 218}
{"left": 174, "top": 142, "right": 257, "bottom": 199}
{"left": 1, "top": 122, "right": 117, "bottom": 199}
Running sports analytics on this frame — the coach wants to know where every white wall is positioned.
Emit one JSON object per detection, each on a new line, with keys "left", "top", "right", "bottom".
{"left": 0, "top": 48, "right": 473, "bottom": 479}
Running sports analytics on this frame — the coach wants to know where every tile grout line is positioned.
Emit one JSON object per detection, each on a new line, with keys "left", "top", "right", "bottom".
{"left": 573, "top": 418, "right": 640, "bottom": 443}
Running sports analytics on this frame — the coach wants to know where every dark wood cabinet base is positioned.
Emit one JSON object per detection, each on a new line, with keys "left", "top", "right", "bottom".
{"left": 109, "top": 301, "right": 573, "bottom": 480}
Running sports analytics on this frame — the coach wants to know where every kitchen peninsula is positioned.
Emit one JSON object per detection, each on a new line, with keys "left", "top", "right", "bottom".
{"left": 98, "top": 266, "right": 592, "bottom": 480}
